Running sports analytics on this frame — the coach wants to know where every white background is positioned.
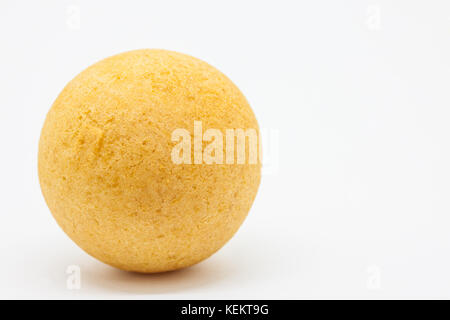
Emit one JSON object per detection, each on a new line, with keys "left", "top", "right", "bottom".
{"left": 1, "top": 0, "right": 450, "bottom": 299}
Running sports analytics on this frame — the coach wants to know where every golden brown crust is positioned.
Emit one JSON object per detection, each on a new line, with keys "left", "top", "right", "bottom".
{"left": 38, "top": 49, "right": 260, "bottom": 273}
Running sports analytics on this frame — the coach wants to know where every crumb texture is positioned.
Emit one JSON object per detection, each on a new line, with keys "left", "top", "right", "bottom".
{"left": 38, "top": 49, "right": 261, "bottom": 272}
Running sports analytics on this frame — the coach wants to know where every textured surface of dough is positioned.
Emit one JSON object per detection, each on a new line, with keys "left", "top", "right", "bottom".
{"left": 38, "top": 49, "right": 261, "bottom": 273}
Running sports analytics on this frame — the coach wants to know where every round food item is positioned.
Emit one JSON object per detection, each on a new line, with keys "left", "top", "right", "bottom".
{"left": 38, "top": 49, "right": 261, "bottom": 273}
